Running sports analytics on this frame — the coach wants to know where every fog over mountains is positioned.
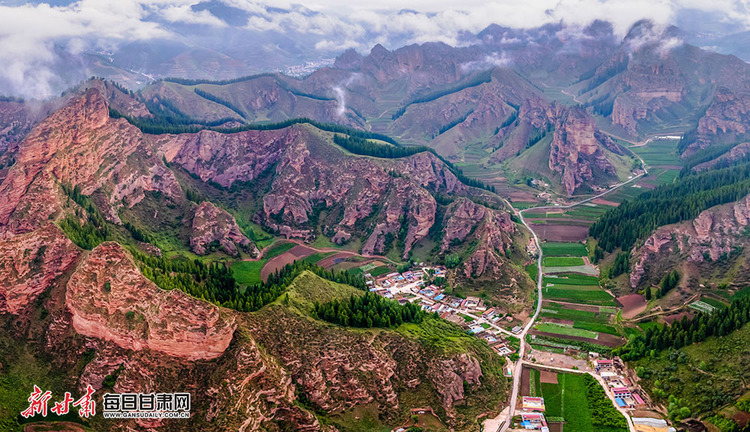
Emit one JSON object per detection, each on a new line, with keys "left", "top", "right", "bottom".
{"left": 2, "top": 0, "right": 750, "bottom": 98}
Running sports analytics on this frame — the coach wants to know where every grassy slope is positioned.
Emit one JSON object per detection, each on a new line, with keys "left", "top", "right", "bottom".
{"left": 249, "top": 271, "right": 508, "bottom": 432}
{"left": 631, "top": 324, "right": 750, "bottom": 418}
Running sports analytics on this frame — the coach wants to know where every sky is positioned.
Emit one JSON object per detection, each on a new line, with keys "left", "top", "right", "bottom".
{"left": 0, "top": 0, "right": 749, "bottom": 98}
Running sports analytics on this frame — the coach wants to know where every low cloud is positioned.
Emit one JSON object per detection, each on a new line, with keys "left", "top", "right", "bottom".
{"left": 1, "top": 0, "right": 749, "bottom": 98}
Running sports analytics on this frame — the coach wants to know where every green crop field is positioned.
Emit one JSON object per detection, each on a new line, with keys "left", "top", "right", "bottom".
{"left": 541, "top": 306, "right": 607, "bottom": 323}
{"left": 541, "top": 242, "right": 588, "bottom": 257}
{"left": 572, "top": 321, "right": 619, "bottom": 336}
{"left": 543, "top": 287, "right": 616, "bottom": 306}
{"left": 544, "top": 256, "right": 585, "bottom": 267}
{"left": 629, "top": 139, "right": 682, "bottom": 166}
{"left": 535, "top": 323, "right": 599, "bottom": 339}
{"left": 546, "top": 284, "right": 602, "bottom": 291}
{"left": 263, "top": 241, "right": 295, "bottom": 259}
{"left": 529, "top": 371, "right": 629, "bottom": 432}
{"left": 544, "top": 274, "right": 600, "bottom": 286}
{"left": 368, "top": 265, "right": 391, "bottom": 277}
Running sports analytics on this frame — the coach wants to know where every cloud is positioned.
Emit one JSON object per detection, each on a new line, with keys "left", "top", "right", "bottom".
{"left": 0, "top": 0, "right": 168, "bottom": 98}
{"left": 1, "top": 0, "right": 750, "bottom": 98}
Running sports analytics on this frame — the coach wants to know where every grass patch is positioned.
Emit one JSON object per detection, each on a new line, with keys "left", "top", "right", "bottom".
{"left": 264, "top": 241, "right": 295, "bottom": 259}
{"left": 231, "top": 260, "right": 265, "bottom": 285}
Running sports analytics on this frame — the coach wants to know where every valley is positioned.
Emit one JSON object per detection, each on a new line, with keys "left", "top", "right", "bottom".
{"left": 3, "top": 14, "right": 750, "bottom": 432}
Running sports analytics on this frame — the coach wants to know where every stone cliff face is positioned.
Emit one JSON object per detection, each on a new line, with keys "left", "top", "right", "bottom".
{"left": 157, "top": 124, "right": 506, "bottom": 261}
{"left": 190, "top": 201, "right": 258, "bottom": 257}
{"left": 0, "top": 80, "right": 512, "bottom": 431}
{"left": 0, "top": 87, "right": 182, "bottom": 235}
{"left": 440, "top": 198, "right": 515, "bottom": 278}
{"left": 0, "top": 223, "right": 80, "bottom": 315}
{"left": 630, "top": 194, "right": 750, "bottom": 288}
{"left": 548, "top": 107, "right": 619, "bottom": 196}
{"left": 686, "top": 87, "right": 750, "bottom": 155}
{"left": 66, "top": 242, "right": 237, "bottom": 361}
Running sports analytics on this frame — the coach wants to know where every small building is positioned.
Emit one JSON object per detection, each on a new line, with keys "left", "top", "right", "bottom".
{"left": 594, "top": 359, "right": 614, "bottom": 371}
{"left": 520, "top": 412, "right": 547, "bottom": 430}
{"left": 497, "top": 346, "right": 513, "bottom": 356}
{"left": 633, "top": 393, "right": 646, "bottom": 407}
{"left": 512, "top": 326, "right": 523, "bottom": 334}
{"left": 612, "top": 387, "right": 631, "bottom": 398}
{"left": 600, "top": 371, "right": 618, "bottom": 381}
{"left": 522, "top": 396, "right": 546, "bottom": 412}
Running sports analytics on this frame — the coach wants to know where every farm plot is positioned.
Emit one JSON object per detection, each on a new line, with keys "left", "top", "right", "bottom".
{"left": 544, "top": 256, "right": 585, "bottom": 267}
{"left": 523, "top": 370, "right": 629, "bottom": 432}
{"left": 533, "top": 223, "right": 590, "bottom": 242}
{"left": 541, "top": 242, "right": 588, "bottom": 257}
{"left": 544, "top": 274, "right": 600, "bottom": 286}
{"left": 542, "top": 286, "right": 616, "bottom": 306}
{"left": 544, "top": 264, "right": 599, "bottom": 276}
{"left": 535, "top": 322, "right": 599, "bottom": 339}
{"left": 539, "top": 304, "right": 618, "bottom": 335}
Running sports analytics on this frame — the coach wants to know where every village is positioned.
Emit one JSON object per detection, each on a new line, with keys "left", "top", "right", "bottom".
{"left": 365, "top": 265, "right": 521, "bottom": 362}
{"left": 370, "top": 267, "right": 673, "bottom": 432}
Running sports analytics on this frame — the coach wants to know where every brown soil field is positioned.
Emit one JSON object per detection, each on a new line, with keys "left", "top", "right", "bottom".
{"left": 733, "top": 411, "right": 750, "bottom": 428}
{"left": 592, "top": 198, "right": 619, "bottom": 206}
{"left": 543, "top": 318, "right": 575, "bottom": 326}
{"left": 547, "top": 422, "right": 564, "bottom": 432}
{"left": 540, "top": 370, "right": 558, "bottom": 384}
{"left": 618, "top": 294, "right": 647, "bottom": 319}
{"left": 261, "top": 244, "right": 315, "bottom": 281}
{"left": 543, "top": 300, "right": 600, "bottom": 313}
{"left": 535, "top": 224, "right": 590, "bottom": 242}
{"left": 531, "top": 330, "right": 623, "bottom": 348}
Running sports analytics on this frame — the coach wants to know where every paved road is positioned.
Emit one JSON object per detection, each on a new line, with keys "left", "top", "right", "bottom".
{"left": 497, "top": 208, "right": 544, "bottom": 432}
{"left": 493, "top": 164, "right": 648, "bottom": 432}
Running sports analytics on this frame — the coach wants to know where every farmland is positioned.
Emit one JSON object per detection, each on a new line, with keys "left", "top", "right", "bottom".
{"left": 541, "top": 242, "right": 588, "bottom": 257}
{"left": 542, "top": 287, "right": 616, "bottom": 306}
{"left": 543, "top": 256, "right": 585, "bottom": 267}
{"left": 522, "top": 368, "right": 629, "bottom": 432}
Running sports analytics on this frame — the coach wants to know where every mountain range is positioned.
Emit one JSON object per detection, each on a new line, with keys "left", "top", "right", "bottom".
{"left": 2, "top": 16, "right": 750, "bottom": 432}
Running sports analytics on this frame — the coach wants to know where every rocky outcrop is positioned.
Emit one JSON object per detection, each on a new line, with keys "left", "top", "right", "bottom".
{"left": 0, "top": 87, "right": 182, "bottom": 236}
{"left": 65, "top": 242, "right": 237, "bottom": 361}
{"left": 0, "top": 223, "right": 80, "bottom": 315}
{"left": 548, "top": 106, "right": 619, "bottom": 196}
{"left": 159, "top": 124, "right": 484, "bottom": 259}
{"left": 190, "top": 201, "right": 258, "bottom": 257}
{"left": 431, "top": 354, "right": 483, "bottom": 409}
{"left": 685, "top": 87, "right": 750, "bottom": 155}
{"left": 630, "top": 194, "right": 750, "bottom": 288}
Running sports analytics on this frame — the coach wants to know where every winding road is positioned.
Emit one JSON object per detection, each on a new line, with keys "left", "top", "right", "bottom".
{"left": 495, "top": 165, "right": 648, "bottom": 432}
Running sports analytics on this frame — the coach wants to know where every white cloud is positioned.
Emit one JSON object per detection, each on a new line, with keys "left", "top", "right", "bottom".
{"left": 1, "top": 0, "right": 749, "bottom": 98}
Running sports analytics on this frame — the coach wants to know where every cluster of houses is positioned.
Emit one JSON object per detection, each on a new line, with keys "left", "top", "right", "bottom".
{"left": 518, "top": 396, "right": 549, "bottom": 431}
{"left": 364, "top": 265, "right": 518, "bottom": 359}
{"left": 593, "top": 358, "right": 647, "bottom": 409}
